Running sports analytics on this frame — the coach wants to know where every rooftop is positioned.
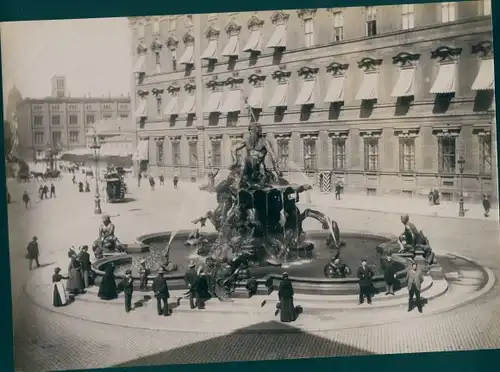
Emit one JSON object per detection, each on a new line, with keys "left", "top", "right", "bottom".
{"left": 18, "top": 95, "right": 131, "bottom": 104}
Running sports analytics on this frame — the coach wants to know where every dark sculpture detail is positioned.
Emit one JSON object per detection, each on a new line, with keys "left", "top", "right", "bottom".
{"left": 191, "top": 122, "right": 343, "bottom": 300}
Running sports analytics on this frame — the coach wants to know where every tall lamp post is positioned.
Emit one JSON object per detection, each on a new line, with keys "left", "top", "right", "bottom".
{"left": 90, "top": 135, "right": 102, "bottom": 215}
{"left": 458, "top": 156, "right": 465, "bottom": 217}
{"left": 45, "top": 143, "right": 59, "bottom": 171}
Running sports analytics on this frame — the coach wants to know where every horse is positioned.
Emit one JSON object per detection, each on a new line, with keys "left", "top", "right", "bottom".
{"left": 31, "top": 172, "right": 45, "bottom": 182}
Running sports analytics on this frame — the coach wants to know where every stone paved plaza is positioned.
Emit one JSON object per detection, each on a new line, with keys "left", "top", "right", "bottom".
{"left": 6, "top": 176, "right": 500, "bottom": 371}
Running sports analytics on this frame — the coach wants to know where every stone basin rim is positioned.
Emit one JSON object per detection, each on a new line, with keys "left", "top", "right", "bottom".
{"left": 91, "top": 230, "right": 410, "bottom": 284}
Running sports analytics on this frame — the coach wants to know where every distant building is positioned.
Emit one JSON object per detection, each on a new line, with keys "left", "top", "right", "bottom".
{"left": 129, "top": 1, "right": 496, "bottom": 201}
{"left": 15, "top": 75, "right": 132, "bottom": 162}
{"left": 85, "top": 118, "right": 135, "bottom": 160}
{"left": 5, "top": 85, "right": 23, "bottom": 121}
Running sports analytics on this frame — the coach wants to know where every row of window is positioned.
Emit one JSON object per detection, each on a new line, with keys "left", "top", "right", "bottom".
{"left": 32, "top": 113, "right": 130, "bottom": 126}
{"left": 33, "top": 131, "right": 82, "bottom": 145}
{"left": 31, "top": 103, "right": 130, "bottom": 111}
{"left": 136, "top": 2, "right": 491, "bottom": 52}
{"left": 152, "top": 132, "right": 492, "bottom": 175}
{"left": 136, "top": 48, "right": 492, "bottom": 125}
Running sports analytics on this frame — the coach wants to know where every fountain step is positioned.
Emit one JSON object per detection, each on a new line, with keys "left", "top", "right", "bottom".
{"left": 75, "top": 277, "right": 447, "bottom": 312}
{"left": 82, "top": 275, "right": 432, "bottom": 303}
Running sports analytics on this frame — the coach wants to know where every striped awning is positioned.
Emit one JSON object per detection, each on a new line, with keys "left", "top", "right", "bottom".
{"left": 179, "top": 45, "right": 194, "bottom": 65}
{"left": 163, "top": 97, "right": 179, "bottom": 116}
{"left": 242, "top": 30, "right": 262, "bottom": 53}
{"left": 269, "top": 83, "right": 288, "bottom": 107}
{"left": 221, "top": 35, "right": 239, "bottom": 58}
{"left": 472, "top": 58, "right": 494, "bottom": 91}
{"left": 204, "top": 91, "right": 224, "bottom": 113}
{"left": 134, "top": 99, "right": 148, "bottom": 118}
{"left": 355, "top": 72, "right": 379, "bottom": 100}
{"left": 180, "top": 94, "right": 196, "bottom": 114}
{"left": 247, "top": 86, "right": 264, "bottom": 109}
{"left": 324, "top": 76, "right": 345, "bottom": 103}
{"left": 391, "top": 67, "right": 415, "bottom": 97}
{"left": 132, "top": 55, "right": 146, "bottom": 74}
{"left": 430, "top": 62, "right": 456, "bottom": 94}
{"left": 201, "top": 39, "right": 218, "bottom": 61}
{"left": 295, "top": 80, "right": 316, "bottom": 105}
{"left": 266, "top": 24, "right": 286, "bottom": 49}
{"left": 221, "top": 89, "right": 241, "bottom": 113}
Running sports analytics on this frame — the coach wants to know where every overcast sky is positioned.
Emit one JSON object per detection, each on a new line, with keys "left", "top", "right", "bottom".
{"left": 1, "top": 17, "right": 132, "bottom": 108}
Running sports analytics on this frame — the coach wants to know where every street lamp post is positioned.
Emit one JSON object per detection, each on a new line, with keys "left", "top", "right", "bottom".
{"left": 458, "top": 156, "right": 465, "bottom": 217}
{"left": 90, "top": 135, "right": 102, "bottom": 215}
{"left": 45, "top": 143, "right": 60, "bottom": 171}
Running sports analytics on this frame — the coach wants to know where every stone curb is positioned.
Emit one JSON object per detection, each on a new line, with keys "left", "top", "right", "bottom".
{"left": 72, "top": 277, "right": 446, "bottom": 312}
{"left": 76, "top": 274, "right": 434, "bottom": 305}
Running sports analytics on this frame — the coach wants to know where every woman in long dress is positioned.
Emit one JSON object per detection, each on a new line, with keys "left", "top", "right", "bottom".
{"left": 52, "top": 267, "right": 69, "bottom": 307}
{"left": 278, "top": 272, "right": 297, "bottom": 323}
{"left": 66, "top": 250, "right": 85, "bottom": 295}
{"left": 98, "top": 263, "right": 118, "bottom": 300}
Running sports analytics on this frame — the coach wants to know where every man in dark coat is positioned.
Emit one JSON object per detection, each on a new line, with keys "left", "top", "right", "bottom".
{"left": 27, "top": 236, "right": 40, "bottom": 270}
{"left": 382, "top": 255, "right": 397, "bottom": 295}
{"left": 152, "top": 269, "right": 170, "bottom": 316}
{"left": 184, "top": 261, "right": 198, "bottom": 309}
{"left": 357, "top": 259, "right": 374, "bottom": 305}
{"left": 22, "top": 191, "right": 30, "bottom": 209}
{"left": 119, "top": 269, "right": 134, "bottom": 313}
{"left": 173, "top": 176, "right": 179, "bottom": 189}
{"left": 42, "top": 184, "right": 49, "bottom": 199}
{"left": 194, "top": 271, "right": 210, "bottom": 309}
{"left": 78, "top": 245, "right": 92, "bottom": 288}
{"left": 159, "top": 174, "right": 165, "bottom": 186}
{"left": 335, "top": 180, "right": 343, "bottom": 200}
{"left": 50, "top": 183, "right": 56, "bottom": 198}
{"left": 483, "top": 194, "right": 491, "bottom": 217}
{"left": 278, "top": 272, "right": 296, "bottom": 322}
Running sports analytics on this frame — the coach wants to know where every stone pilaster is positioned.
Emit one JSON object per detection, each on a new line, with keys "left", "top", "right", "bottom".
{"left": 196, "top": 126, "right": 205, "bottom": 177}
{"left": 319, "top": 130, "right": 329, "bottom": 170}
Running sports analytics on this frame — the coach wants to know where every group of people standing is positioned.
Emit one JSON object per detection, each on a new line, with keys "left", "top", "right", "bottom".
{"left": 52, "top": 246, "right": 92, "bottom": 307}
{"left": 38, "top": 183, "right": 56, "bottom": 200}
{"left": 138, "top": 173, "right": 178, "bottom": 190}
{"left": 357, "top": 257, "right": 424, "bottom": 313}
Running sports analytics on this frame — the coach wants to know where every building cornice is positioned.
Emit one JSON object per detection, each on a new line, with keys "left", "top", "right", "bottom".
{"left": 19, "top": 97, "right": 131, "bottom": 104}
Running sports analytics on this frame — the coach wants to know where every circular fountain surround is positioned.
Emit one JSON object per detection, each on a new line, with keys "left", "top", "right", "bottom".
{"left": 92, "top": 230, "right": 411, "bottom": 295}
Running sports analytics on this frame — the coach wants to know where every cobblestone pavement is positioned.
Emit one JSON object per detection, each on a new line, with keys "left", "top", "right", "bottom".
{"left": 6, "top": 177, "right": 500, "bottom": 371}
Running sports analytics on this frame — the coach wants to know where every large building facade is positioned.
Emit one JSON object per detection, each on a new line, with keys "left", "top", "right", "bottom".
{"left": 129, "top": 1, "right": 496, "bottom": 201}
{"left": 16, "top": 76, "right": 132, "bottom": 161}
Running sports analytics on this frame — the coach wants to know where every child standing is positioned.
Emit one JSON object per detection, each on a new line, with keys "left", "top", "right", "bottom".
{"left": 119, "top": 269, "right": 134, "bottom": 313}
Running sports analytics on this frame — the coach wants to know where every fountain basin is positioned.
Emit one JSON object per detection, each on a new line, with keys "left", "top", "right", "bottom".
{"left": 91, "top": 230, "right": 412, "bottom": 296}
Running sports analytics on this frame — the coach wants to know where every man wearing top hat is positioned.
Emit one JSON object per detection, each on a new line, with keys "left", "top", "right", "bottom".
{"left": 138, "top": 259, "right": 150, "bottom": 291}
{"left": 26, "top": 236, "right": 40, "bottom": 271}
{"left": 119, "top": 269, "right": 134, "bottom": 313}
{"left": 78, "top": 245, "right": 92, "bottom": 288}
{"left": 184, "top": 261, "right": 198, "bottom": 309}
{"left": 152, "top": 268, "right": 170, "bottom": 316}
